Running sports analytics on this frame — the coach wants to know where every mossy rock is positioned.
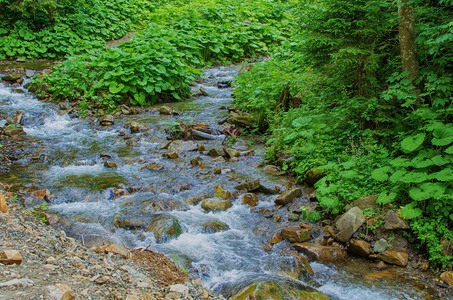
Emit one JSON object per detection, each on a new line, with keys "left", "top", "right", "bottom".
{"left": 290, "top": 290, "right": 330, "bottom": 300}
{"left": 200, "top": 220, "right": 230, "bottom": 233}
{"left": 304, "top": 168, "right": 326, "bottom": 186}
{"left": 230, "top": 282, "right": 284, "bottom": 300}
{"left": 145, "top": 214, "right": 182, "bottom": 243}
{"left": 229, "top": 115, "right": 258, "bottom": 128}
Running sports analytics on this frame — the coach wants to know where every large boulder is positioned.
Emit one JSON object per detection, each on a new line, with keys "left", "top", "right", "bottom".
{"left": 229, "top": 282, "right": 284, "bottom": 300}
{"left": 335, "top": 206, "right": 365, "bottom": 242}
{"left": 239, "top": 193, "right": 259, "bottom": 207}
{"left": 214, "top": 185, "right": 231, "bottom": 200}
{"left": 201, "top": 198, "right": 233, "bottom": 211}
{"left": 145, "top": 214, "right": 183, "bottom": 243}
{"left": 281, "top": 227, "right": 311, "bottom": 243}
{"left": 274, "top": 188, "right": 302, "bottom": 206}
{"left": 384, "top": 210, "right": 409, "bottom": 230}
{"left": 293, "top": 242, "right": 345, "bottom": 263}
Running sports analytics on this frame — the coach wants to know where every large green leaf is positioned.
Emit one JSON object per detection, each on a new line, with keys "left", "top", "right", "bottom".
{"left": 401, "top": 133, "right": 425, "bottom": 152}
{"left": 400, "top": 202, "right": 422, "bottom": 219}
{"left": 432, "top": 125, "right": 453, "bottom": 146}
{"left": 292, "top": 116, "right": 312, "bottom": 127}
{"left": 377, "top": 191, "right": 396, "bottom": 205}
{"left": 371, "top": 168, "right": 390, "bottom": 182}
{"left": 109, "top": 82, "right": 125, "bottom": 94}
{"left": 430, "top": 168, "right": 453, "bottom": 181}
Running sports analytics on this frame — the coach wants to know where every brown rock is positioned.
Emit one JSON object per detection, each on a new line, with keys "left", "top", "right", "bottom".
{"left": 274, "top": 188, "right": 302, "bottom": 206}
{"left": 104, "top": 161, "right": 118, "bottom": 168}
{"left": 374, "top": 250, "right": 408, "bottom": 267}
{"left": 349, "top": 195, "right": 377, "bottom": 210}
{"left": 201, "top": 198, "right": 233, "bottom": 211}
{"left": 240, "top": 193, "right": 259, "bottom": 206}
{"left": 370, "top": 261, "right": 388, "bottom": 269}
{"left": 348, "top": 239, "right": 372, "bottom": 258}
{"left": 139, "top": 162, "right": 164, "bottom": 171}
{"left": 282, "top": 227, "right": 311, "bottom": 243}
{"left": 269, "top": 232, "right": 283, "bottom": 245}
{"left": 0, "top": 193, "right": 8, "bottom": 213}
{"left": 263, "top": 165, "right": 283, "bottom": 175}
{"left": 33, "top": 189, "right": 51, "bottom": 199}
{"left": 384, "top": 210, "right": 409, "bottom": 230}
{"left": 440, "top": 271, "right": 453, "bottom": 286}
{"left": 214, "top": 185, "right": 231, "bottom": 200}
{"left": 234, "top": 179, "right": 260, "bottom": 192}
{"left": 105, "top": 244, "right": 132, "bottom": 259}
{"left": 46, "top": 214, "right": 60, "bottom": 225}
{"left": 0, "top": 250, "right": 22, "bottom": 265}
{"left": 44, "top": 284, "right": 75, "bottom": 300}
{"left": 224, "top": 148, "right": 240, "bottom": 158}
{"left": 166, "top": 152, "right": 179, "bottom": 159}
{"left": 293, "top": 242, "right": 345, "bottom": 263}
{"left": 365, "top": 270, "right": 395, "bottom": 282}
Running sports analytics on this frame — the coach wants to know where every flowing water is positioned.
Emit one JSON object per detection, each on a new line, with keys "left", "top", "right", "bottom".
{"left": 0, "top": 65, "right": 449, "bottom": 300}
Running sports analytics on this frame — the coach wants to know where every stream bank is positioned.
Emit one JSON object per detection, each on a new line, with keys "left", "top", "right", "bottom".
{"left": 1, "top": 62, "right": 452, "bottom": 300}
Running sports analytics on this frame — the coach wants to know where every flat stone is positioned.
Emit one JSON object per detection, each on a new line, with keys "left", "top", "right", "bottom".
{"left": 2, "top": 73, "right": 22, "bottom": 81}
{"left": 170, "top": 284, "right": 189, "bottom": 296}
{"left": 293, "top": 242, "right": 345, "bottom": 263}
{"left": 0, "top": 250, "right": 22, "bottom": 265}
{"left": 207, "top": 147, "right": 225, "bottom": 157}
{"left": 139, "top": 162, "right": 164, "bottom": 171}
{"left": 269, "top": 232, "right": 283, "bottom": 245}
{"left": 168, "top": 140, "right": 199, "bottom": 152}
{"left": 224, "top": 148, "right": 240, "bottom": 158}
{"left": 335, "top": 207, "right": 365, "bottom": 242}
{"left": 375, "top": 250, "right": 408, "bottom": 267}
{"left": 365, "top": 270, "right": 395, "bottom": 282}
{"left": 348, "top": 239, "right": 372, "bottom": 258}
{"left": 274, "top": 188, "right": 302, "bottom": 206}
{"left": 281, "top": 227, "right": 311, "bottom": 243}
{"left": 263, "top": 165, "right": 283, "bottom": 175}
{"left": 44, "top": 283, "right": 75, "bottom": 300}
{"left": 240, "top": 193, "right": 259, "bottom": 207}
{"left": 0, "top": 278, "right": 33, "bottom": 287}
{"left": 384, "top": 210, "right": 410, "bottom": 230}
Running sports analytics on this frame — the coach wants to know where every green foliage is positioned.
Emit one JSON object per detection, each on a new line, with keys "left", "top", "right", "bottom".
{"left": 0, "top": 0, "right": 156, "bottom": 59}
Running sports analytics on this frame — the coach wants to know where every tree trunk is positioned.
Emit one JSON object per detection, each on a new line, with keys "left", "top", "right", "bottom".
{"left": 398, "top": 0, "right": 420, "bottom": 95}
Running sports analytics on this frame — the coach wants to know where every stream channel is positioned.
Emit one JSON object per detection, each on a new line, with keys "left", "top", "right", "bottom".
{"left": 0, "top": 63, "right": 447, "bottom": 300}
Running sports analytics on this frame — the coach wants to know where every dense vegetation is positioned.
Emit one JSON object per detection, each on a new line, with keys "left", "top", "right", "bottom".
{"left": 2, "top": 0, "right": 452, "bottom": 268}
{"left": 234, "top": 0, "right": 453, "bottom": 267}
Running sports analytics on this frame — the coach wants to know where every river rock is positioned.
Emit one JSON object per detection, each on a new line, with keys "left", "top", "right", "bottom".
{"left": 168, "top": 140, "right": 199, "bottom": 152}
{"left": 440, "top": 271, "right": 453, "bottom": 286}
{"left": 230, "top": 282, "right": 284, "bottom": 300}
{"left": 201, "top": 198, "right": 233, "bottom": 211}
{"left": 234, "top": 179, "right": 260, "bottom": 192}
{"left": 207, "top": 147, "right": 225, "bottom": 157}
{"left": 373, "top": 238, "right": 387, "bottom": 253}
{"left": 263, "top": 165, "right": 283, "bottom": 175}
{"left": 3, "top": 124, "right": 26, "bottom": 137}
{"left": 224, "top": 147, "right": 240, "bottom": 158}
{"left": 281, "top": 227, "right": 311, "bottom": 243}
{"left": 159, "top": 106, "right": 178, "bottom": 115}
{"left": 2, "top": 73, "right": 22, "bottom": 81}
{"left": 139, "top": 162, "right": 164, "bottom": 171}
{"left": 269, "top": 232, "right": 283, "bottom": 245}
{"left": 166, "top": 151, "right": 179, "bottom": 159}
{"left": 100, "top": 115, "right": 114, "bottom": 126}
{"left": 145, "top": 214, "right": 182, "bottom": 243}
{"left": 365, "top": 270, "right": 395, "bottom": 282}
{"left": 384, "top": 210, "right": 409, "bottom": 230}
{"left": 274, "top": 188, "right": 302, "bottom": 206}
{"left": 348, "top": 239, "right": 372, "bottom": 258}
{"left": 335, "top": 206, "right": 365, "bottom": 242}
{"left": 43, "top": 283, "right": 75, "bottom": 300}
{"left": 104, "top": 161, "right": 118, "bottom": 168}
{"left": 201, "top": 220, "right": 229, "bottom": 233}
{"left": 288, "top": 213, "right": 300, "bottom": 221}
{"left": 129, "top": 121, "right": 140, "bottom": 133}
{"left": 0, "top": 193, "right": 8, "bottom": 213}
{"left": 228, "top": 115, "right": 257, "bottom": 128}
{"left": 293, "top": 242, "right": 346, "bottom": 263}
{"left": 304, "top": 168, "right": 326, "bottom": 186}
{"left": 240, "top": 193, "right": 259, "bottom": 206}
{"left": 0, "top": 250, "right": 22, "bottom": 265}
{"left": 290, "top": 290, "right": 329, "bottom": 300}
{"left": 214, "top": 185, "right": 231, "bottom": 200}
{"left": 374, "top": 250, "right": 408, "bottom": 267}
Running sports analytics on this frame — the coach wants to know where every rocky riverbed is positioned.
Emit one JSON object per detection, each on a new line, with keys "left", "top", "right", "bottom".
{"left": 1, "top": 62, "right": 453, "bottom": 300}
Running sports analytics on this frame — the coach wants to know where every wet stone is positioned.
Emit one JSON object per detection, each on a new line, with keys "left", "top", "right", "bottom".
{"left": 104, "top": 161, "right": 118, "bottom": 168}
{"left": 214, "top": 185, "right": 231, "bottom": 200}
{"left": 240, "top": 193, "right": 259, "bottom": 207}
{"left": 373, "top": 250, "right": 408, "bottom": 267}
{"left": 166, "top": 151, "right": 179, "bottom": 159}
{"left": 347, "top": 239, "right": 372, "bottom": 258}
{"left": 274, "top": 188, "right": 302, "bottom": 206}
{"left": 100, "top": 114, "right": 114, "bottom": 126}
{"left": 288, "top": 213, "right": 300, "bottom": 222}
{"left": 281, "top": 227, "right": 311, "bottom": 243}
{"left": 384, "top": 210, "right": 410, "bottom": 230}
